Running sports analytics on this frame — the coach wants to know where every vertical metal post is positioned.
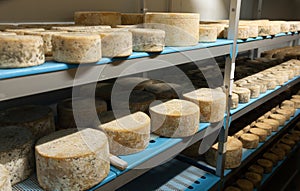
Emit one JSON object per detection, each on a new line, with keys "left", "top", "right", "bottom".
{"left": 166, "top": 0, "right": 172, "bottom": 12}
{"left": 249, "top": 49, "right": 259, "bottom": 60}
{"left": 216, "top": 0, "right": 241, "bottom": 188}
{"left": 257, "top": 0, "right": 263, "bottom": 19}
{"left": 141, "top": 0, "right": 148, "bottom": 13}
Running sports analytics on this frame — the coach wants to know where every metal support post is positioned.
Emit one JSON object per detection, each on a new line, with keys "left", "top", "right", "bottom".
{"left": 257, "top": 0, "right": 263, "bottom": 19}
{"left": 140, "top": 0, "right": 148, "bottom": 13}
{"left": 249, "top": 48, "right": 259, "bottom": 60}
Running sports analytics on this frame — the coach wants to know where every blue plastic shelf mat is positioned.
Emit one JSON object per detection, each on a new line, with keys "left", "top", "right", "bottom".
{"left": 0, "top": 39, "right": 233, "bottom": 80}
{"left": 117, "top": 159, "right": 220, "bottom": 191}
{"left": 237, "top": 32, "right": 298, "bottom": 43}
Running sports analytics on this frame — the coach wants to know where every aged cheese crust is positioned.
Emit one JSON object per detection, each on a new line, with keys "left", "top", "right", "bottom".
{"left": 0, "top": 35, "right": 45, "bottom": 68}
{"left": 232, "top": 87, "right": 251, "bottom": 103}
{"left": 260, "top": 119, "right": 279, "bottom": 132}
{"left": 249, "top": 128, "right": 267, "bottom": 142}
{"left": 74, "top": 11, "right": 121, "bottom": 27}
{"left": 236, "top": 179, "right": 254, "bottom": 191}
{"left": 248, "top": 164, "right": 264, "bottom": 176}
{"left": 275, "top": 109, "right": 291, "bottom": 120}
{"left": 254, "top": 122, "right": 272, "bottom": 135}
{"left": 121, "top": 13, "right": 144, "bottom": 25}
{"left": 241, "top": 84, "right": 260, "bottom": 98}
{"left": 290, "top": 98, "right": 300, "bottom": 108}
{"left": 4, "top": 28, "right": 45, "bottom": 35}
{"left": 231, "top": 93, "right": 239, "bottom": 109}
{"left": 198, "top": 25, "right": 217, "bottom": 42}
{"left": 269, "top": 114, "right": 286, "bottom": 126}
{"left": 0, "top": 105, "right": 55, "bottom": 140}
{"left": 0, "top": 164, "right": 11, "bottom": 191}
{"left": 240, "top": 133, "right": 259, "bottom": 149}
{"left": 257, "top": 159, "right": 273, "bottom": 173}
{"left": 35, "top": 128, "right": 110, "bottom": 191}
{"left": 52, "top": 33, "right": 102, "bottom": 64}
{"left": 0, "top": 126, "right": 34, "bottom": 185}
{"left": 99, "top": 112, "right": 150, "bottom": 155}
{"left": 263, "top": 152, "right": 279, "bottom": 166}
{"left": 183, "top": 88, "right": 226, "bottom": 123}
{"left": 129, "top": 28, "right": 165, "bottom": 52}
{"left": 245, "top": 172, "right": 262, "bottom": 188}
{"left": 150, "top": 99, "right": 199, "bottom": 137}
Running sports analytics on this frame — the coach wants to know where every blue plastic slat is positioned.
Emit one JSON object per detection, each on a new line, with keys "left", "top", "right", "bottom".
{"left": 237, "top": 32, "right": 294, "bottom": 43}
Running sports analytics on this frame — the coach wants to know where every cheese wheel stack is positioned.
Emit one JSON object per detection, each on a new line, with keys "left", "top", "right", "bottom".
{"left": 260, "top": 119, "right": 279, "bottom": 132}
{"left": 232, "top": 87, "right": 251, "bottom": 103}
{"left": 121, "top": 13, "right": 144, "bottom": 25}
{"left": 240, "top": 133, "right": 259, "bottom": 149}
{"left": 0, "top": 105, "right": 55, "bottom": 140}
{"left": 99, "top": 112, "right": 150, "bottom": 155}
{"left": 0, "top": 164, "right": 12, "bottom": 191}
{"left": 52, "top": 33, "right": 102, "bottom": 64}
{"left": 36, "top": 128, "right": 110, "bottom": 191}
{"left": 0, "top": 35, "right": 45, "bottom": 68}
{"left": 183, "top": 88, "right": 226, "bottom": 123}
{"left": 74, "top": 11, "right": 121, "bottom": 27}
{"left": 0, "top": 126, "right": 34, "bottom": 185}
{"left": 144, "top": 12, "right": 200, "bottom": 46}
{"left": 198, "top": 25, "right": 218, "bottom": 42}
{"left": 150, "top": 99, "right": 199, "bottom": 137}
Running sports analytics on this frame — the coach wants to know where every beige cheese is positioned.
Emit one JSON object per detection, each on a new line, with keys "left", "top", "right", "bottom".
{"left": 258, "top": 77, "right": 277, "bottom": 89}
{"left": 263, "top": 152, "right": 279, "bottom": 166}
{"left": 0, "top": 164, "right": 11, "bottom": 191}
{"left": 116, "top": 25, "right": 139, "bottom": 29}
{"left": 99, "top": 112, "right": 150, "bottom": 155}
{"left": 254, "top": 122, "right": 272, "bottom": 135}
{"left": 35, "top": 128, "right": 110, "bottom": 191}
{"left": 0, "top": 105, "right": 55, "bottom": 140}
{"left": 198, "top": 25, "right": 217, "bottom": 42}
{"left": 4, "top": 28, "right": 45, "bottom": 35}
{"left": 269, "top": 23, "right": 281, "bottom": 35}
{"left": 150, "top": 99, "right": 199, "bottom": 137}
{"left": 248, "top": 164, "right": 264, "bottom": 176}
{"left": 271, "top": 21, "right": 290, "bottom": 33}
{"left": 257, "top": 159, "right": 273, "bottom": 173}
{"left": 232, "top": 87, "right": 251, "bottom": 103}
{"left": 239, "top": 24, "right": 259, "bottom": 38}
{"left": 275, "top": 108, "right": 292, "bottom": 119}
{"left": 0, "top": 32, "right": 16, "bottom": 36}
{"left": 224, "top": 26, "right": 249, "bottom": 39}
{"left": 204, "top": 23, "right": 227, "bottom": 38}
{"left": 258, "top": 24, "right": 271, "bottom": 36}
{"left": 236, "top": 179, "right": 254, "bottom": 191}
{"left": 206, "top": 137, "right": 242, "bottom": 169}
{"left": 234, "top": 130, "right": 244, "bottom": 139}
{"left": 291, "top": 98, "right": 300, "bottom": 108}
{"left": 129, "top": 28, "right": 165, "bottom": 52}
{"left": 121, "top": 13, "right": 144, "bottom": 25}
{"left": 240, "top": 133, "right": 259, "bottom": 149}
{"left": 183, "top": 88, "right": 226, "bottom": 123}
{"left": 0, "top": 126, "right": 34, "bottom": 185}
{"left": 260, "top": 119, "right": 279, "bottom": 132}
{"left": 241, "top": 84, "right": 260, "bottom": 98}
{"left": 144, "top": 12, "right": 200, "bottom": 46}
{"left": 0, "top": 35, "right": 44, "bottom": 68}
{"left": 231, "top": 93, "right": 239, "bottom": 109}
{"left": 51, "top": 25, "right": 111, "bottom": 32}
{"left": 247, "top": 80, "right": 267, "bottom": 93}
{"left": 250, "top": 128, "right": 267, "bottom": 142}
{"left": 245, "top": 172, "right": 262, "bottom": 188}
{"left": 225, "top": 186, "right": 241, "bottom": 191}
{"left": 270, "top": 148, "right": 285, "bottom": 160}
{"left": 52, "top": 33, "right": 102, "bottom": 64}
{"left": 243, "top": 125, "right": 251, "bottom": 133}
{"left": 74, "top": 11, "right": 121, "bottom": 27}
{"left": 269, "top": 114, "right": 286, "bottom": 125}
{"left": 288, "top": 21, "right": 300, "bottom": 32}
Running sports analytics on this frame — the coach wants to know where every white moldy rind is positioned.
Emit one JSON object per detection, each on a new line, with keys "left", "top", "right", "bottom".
{"left": 74, "top": 12, "right": 121, "bottom": 27}
{"left": 144, "top": 12, "right": 200, "bottom": 46}
{"left": 150, "top": 99, "right": 199, "bottom": 138}
{"left": 183, "top": 88, "right": 226, "bottom": 123}
{"left": 0, "top": 126, "right": 34, "bottom": 185}
{"left": 99, "top": 112, "right": 150, "bottom": 155}
{"left": 0, "top": 35, "right": 45, "bottom": 68}
{"left": 52, "top": 33, "right": 102, "bottom": 64}
{"left": 0, "top": 164, "right": 11, "bottom": 191}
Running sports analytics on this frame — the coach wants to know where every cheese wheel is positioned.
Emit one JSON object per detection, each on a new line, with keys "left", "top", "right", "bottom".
{"left": 0, "top": 32, "right": 16, "bottom": 36}
{"left": 280, "top": 106, "right": 295, "bottom": 117}
{"left": 263, "top": 152, "right": 279, "bottom": 166}
{"left": 129, "top": 28, "right": 165, "bottom": 52}
{"left": 269, "top": 114, "right": 286, "bottom": 126}
{"left": 74, "top": 11, "right": 121, "bottom": 27}
{"left": 258, "top": 24, "right": 270, "bottom": 36}
{"left": 145, "top": 83, "right": 182, "bottom": 99}
{"left": 250, "top": 128, "right": 267, "bottom": 142}
{"left": 0, "top": 126, "right": 34, "bottom": 185}
{"left": 264, "top": 74, "right": 285, "bottom": 85}
{"left": 116, "top": 25, "right": 139, "bottom": 28}
{"left": 232, "top": 87, "right": 251, "bottom": 103}
{"left": 236, "top": 179, "right": 254, "bottom": 191}
{"left": 225, "top": 186, "right": 241, "bottom": 191}
{"left": 241, "top": 84, "right": 260, "bottom": 98}
{"left": 51, "top": 25, "right": 111, "bottom": 32}
{"left": 121, "top": 13, "right": 144, "bottom": 25}
{"left": 52, "top": 33, "right": 102, "bottom": 64}
{"left": 284, "top": 134, "right": 300, "bottom": 142}
{"left": 0, "top": 164, "right": 11, "bottom": 191}
{"left": 250, "top": 121, "right": 257, "bottom": 127}
{"left": 245, "top": 172, "right": 262, "bottom": 188}
{"left": 199, "top": 25, "right": 217, "bottom": 42}
{"left": 247, "top": 80, "right": 267, "bottom": 93}
{"left": 275, "top": 109, "right": 291, "bottom": 120}
{"left": 291, "top": 99, "right": 300, "bottom": 108}
{"left": 288, "top": 21, "right": 300, "bottom": 32}
{"left": 150, "top": 99, "right": 199, "bottom": 137}
{"left": 269, "top": 23, "right": 281, "bottom": 35}
{"left": 281, "top": 100, "right": 295, "bottom": 108}
{"left": 57, "top": 97, "right": 107, "bottom": 130}
{"left": 256, "top": 116, "right": 265, "bottom": 122}
{"left": 258, "top": 77, "right": 277, "bottom": 89}
{"left": 241, "top": 24, "right": 259, "bottom": 38}
{"left": 99, "top": 112, "right": 150, "bottom": 155}
{"left": 231, "top": 93, "right": 239, "bottom": 109}
{"left": 275, "top": 143, "right": 291, "bottom": 155}
{"left": 0, "top": 35, "right": 45, "bottom": 68}
{"left": 292, "top": 95, "right": 300, "bottom": 99}
{"left": 36, "top": 128, "right": 110, "bottom": 191}
{"left": 224, "top": 26, "right": 249, "bottom": 39}
{"left": 254, "top": 122, "right": 272, "bottom": 135}
{"left": 271, "top": 21, "right": 290, "bottom": 33}
{"left": 203, "top": 24, "right": 227, "bottom": 38}
{"left": 144, "top": 12, "right": 200, "bottom": 46}
{"left": 270, "top": 148, "right": 285, "bottom": 160}
{"left": 240, "top": 133, "right": 259, "bottom": 149}
{"left": 248, "top": 164, "right": 264, "bottom": 176}
{"left": 243, "top": 125, "right": 251, "bottom": 133}
{"left": 277, "top": 69, "right": 295, "bottom": 79}
{"left": 257, "top": 159, "right": 273, "bottom": 173}
{"left": 280, "top": 138, "right": 295, "bottom": 147}
{"left": 206, "top": 137, "right": 242, "bottom": 169}
{"left": 99, "top": 30, "right": 132, "bottom": 57}
{"left": 4, "top": 28, "right": 45, "bottom": 35}
{"left": 264, "top": 111, "right": 272, "bottom": 118}
{"left": 0, "top": 105, "right": 55, "bottom": 140}
{"left": 260, "top": 119, "right": 279, "bottom": 132}
{"left": 183, "top": 88, "right": 226, "bottom": 123}
{"left": 234, "top": 130, "right": 244, "bottom": 139}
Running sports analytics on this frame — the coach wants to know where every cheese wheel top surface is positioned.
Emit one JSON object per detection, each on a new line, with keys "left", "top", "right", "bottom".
{"left": 145, "top": 12, "right": 200, "bottom": 19}
{"left": 183, "top": 88, "right": 226, "bottom": 102}
{"left": 213, "top": 136, "right": 242, "bottom": 151}
{"left": 250, "top": 128, "right": 267, "bottom": 135}
{"left": 240, "top": 133, "right": 259, "bottom": 140}
{"left": 0, "top": 34, "right": 43, "bottom": 42}
{"left": 53, "top": 33, "right": 100, "bottom": 39}
{"left": 129, "top": 28, "right": 165, "bottom": 34}
{"left": 59, "top": 97, "right": 106, "bottom": 111}
{"left": 36, "top": 128, "right": 107, "bottom": 159}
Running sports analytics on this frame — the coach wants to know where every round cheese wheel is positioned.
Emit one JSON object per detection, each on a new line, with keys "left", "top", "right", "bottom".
{"left": 224, "top": 26, "right": 249, "bottom": 39}
{"left": 258, "top": 77, "right": 277, "bottom": 89}
{"left": 0, "top": 35, "right": 45, "bottom": 68}
{"left": 275, "top": 109, "right": 291, "bottom": 120}
{"left": 0, "top": 32, "right": 16, "bottom": 36}
{"left": 257, "top": 159, "right": 273, "bottom": 173}
{"left": 277, "top": 69, "right": 295, "bottom": 79}
{"left": 240, "top": 133, "right": 259, "bottom": 149}
{"left": 199, "top": 25, "right": 217, "bottom": 42}
{"left": 206, "top": 137, "right": 242, "bottom": 169}
{"left": 144, "top": 12, "right": 200, "bottom": 46}
{"left": 121, "top": 13, "right": 144, "bottom": 25}
{"left": 248, "top": 164, "right": 264, "bottom": 176}
{"left": 270, "top": 147, "right": 285, "bottom": 160}
{"left": 52, "top": 33, "right": 102, "bottom": 64}
{"left": 247, "top": 80, "right": 267, "bottom": 93}
{"left": 275, "top": 143, "right": 291, "bottom": 155}
{"left": 0, "top": 105, "right": 55, "bottom": 140}
{"left": 225, "top": 186, "right": 241, "bottom": 191}
{"left": 260, "top": 119, "right": 279, "bottom": 132}
{"left": 288, "top": 21, "right": 300, "bottom": 32}
{"left": 236, "top": 179, "right": 254, "bottom": 191}
{"left": 263, "top": 152, "right": 279, "bottom": 166}
{"left": 74, "top": 11, "right": 121, "bottom": 27}
{"left": 243, "top": 125, "right": 251, "bottom": 133}
{"left": 0, "top": 126, "right": 34, "bottom": 185}
{"left": 183, "top": 88, "right": 226, "bottom": 123}
{"left": 99, "top": 111, "right": 150, "bottom": 155}
{"left": 264, "top": 74, "right": 285, "bottom": 85}
{"left": 51, "top": 25, "right": 111, "bottom": 32}
{"left": 292, "top": 95, "right": 300, "bottom": 99}
{"left": 284, "top": 134, "right": 300, "bottom": 142}
{"left": 250, "top": 128, "right": 267, "bottom": 142}
{"left": 291, "top": 98, "right": 300, "bottom": 109}
{"left": 281, "top": 100, "right": 295, "bottom": 109}
{"left": 36, "top": 128, "right": 110, "bottom": 191}
{"left": 280, "top": 138, "right": 295, "bottom": 147}
{"left": 129, "top": 28, "right": 165, "bottom": 52}
{"left": 241, "top": 24, "right": 259, "bottom": 38}
{"left": 231, "top": 93, "right": 239, "bottom": 109}
{"left": 269, "top": 114, "right": 286, "bottom": 126}
{"left": 245, "top": 172, "right": 262, "bottom": 188}
{"left": 254, "top": 122, "right": 272, "bottom": 135}
{"left": 256, "top": 116, "right": 265, "bottom": 122}
{"left": 271, "top": 21, "right": 290, "bottom": 33}
{"left": 263, "top": 111, "right": 272, "bottom": 118}
{"left": 0, "top": 164, "right": 11, "bottom": 191}
{"left": 150, "top": 99, "right": 199, "bottom": 137}
{"left": 269, "top": 23, "right": 281, "bottom": 35}
{"left": 232, "top": 87, "right": 251, "bottom": 103}
{"left": 258, "top": 24, "right": 271, "bottom": 36}
{"left": 241, "top": 84, "right": 260, "bottom": 98}
{"left": 4, "top": 28, "right": 45, "bottom": 35}
{"left": 145, "top": 83, "right": 182, "bottom": 99}
{"left": 281, "top": 106, "right": 295, "bottom": 117}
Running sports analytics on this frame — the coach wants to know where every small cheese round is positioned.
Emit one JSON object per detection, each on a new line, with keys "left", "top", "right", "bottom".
{"left": 236, "top": 179, "right": 254, "bottom": 191}
{"left": 99, "top": 112, "right": 150, "bottom": 155}
{"left": 243, "top": 125, "right": 251, "bottom": 133}
{"left": 0, "top": 35, "right": 45, "bottom": 68}
{"left": 240, "top": 133, "right": 259, "bottom": 149}
{"left": 234, "top": 130, "right": 244, "bottom": 139}
{"left": 74, "top": 11, "right": 121, "bottom": 27}
{"left": 257, "top": 159, "right": 273, "bottom": 173}
{"left": 280, "top": 138, "right": 295, "bottom": 147}
{"left": 292, "top": 95, "right": 300, "bottom": 99}
{"left": 269, "top": 114, "right": 286, "bottom": 126}
{"left": 241, "top": 84, "right": 260, "bottom": 98}
{"left": 232, "top": 87, "right": 251, "bottom": 103}
{"left": 284, "top": 134, "right": 300, "bottom": 142}
{"left": 121, "top": 13, "right": 144, "bottom": 25}
{"left": 271, "top": 21, "right": 290, "bottom": 33}
{"left": 248, "top": 164, "right": 264, "bottom": 176}
{"left": 269, "top": 23, "right": 281, "bottom": 35}
{"left": 247, "top": 80, "right": 267, "bottom": 93}
{"left": 0, "top": 32, "right": 16, "bottom": 36}
{"left": 277, "top": 69, "right": 295, "bottom": 79}
{"left": 225, "top": 186, "right": 241, "bottom": 191}
{"left": 260, "top": 119, "right": 279, "bottom": 132}
{"left": 183, "top": 88, "right": 226, "bottom": 123}
{"left": 270, "top": 148, "right": 285, "bottom": 160}
{"left": 4, "top": 28, "right": 45, "bottom": 35}
{"left": 241, "top": 24, "right": 259, "bottom": 38}
{"left": 0, "top": 164, "right": 11, "bottom": 191}
{"left": 224, "top": 26, "right": 249, "bottom": 39}
{"left": 291, "top": 98, "right": 300, "bottom": 109}
{"left": 256, "top": 116, "right": 265, "bottom": 122}
{"left": 258, "top": 77, "right": 277, "bottom": 89}
{"left": 275, "top": 109, "right": 291, "bottom": 120}
{"left": 231, "top": 93, "right": 239, "bottom": 109}
{"left": 288, "top": 21, "right": 300, "bottom": 32}
{"left": 36, "top": 128, "right": 110, "bottom": 191}
{"left": 0, "top": 105, "right": 55, "bottom": 140}
{"left": 250, "top": 128, "right": 268, "bottom": 142}
{"left": 129, "top": 28, "right": 165, "bottom": 52}
{"left": 245, "top": 172, "right": 262, "bottom": 188}
{"left": 0, "top": 126, "right": 34, "bottom": 185}
{"left": 281, "top": 100, "right": 295, "bottom": 109}
{"left": 275, "top": 143, "right": 291, "bottom": 155}
{"left": 263, "top": 152, "right": 279, "bottom": 166}
{"left": 199, "top": 25, "right": 218, "bottom": 42}
{"left": 52, "top": 33, "right": 102, "bottom": 64}
{"left": 263, "top": 111, "right": 272, "bottom": 118}
{"left": 150, "top": 99, "right": 199, "bottom": 137}
{"left": 258, "top": 24, "right": 271, "bottom": 36}
{"left": 254, "top": 122, "right": 272, "bottom": 135}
